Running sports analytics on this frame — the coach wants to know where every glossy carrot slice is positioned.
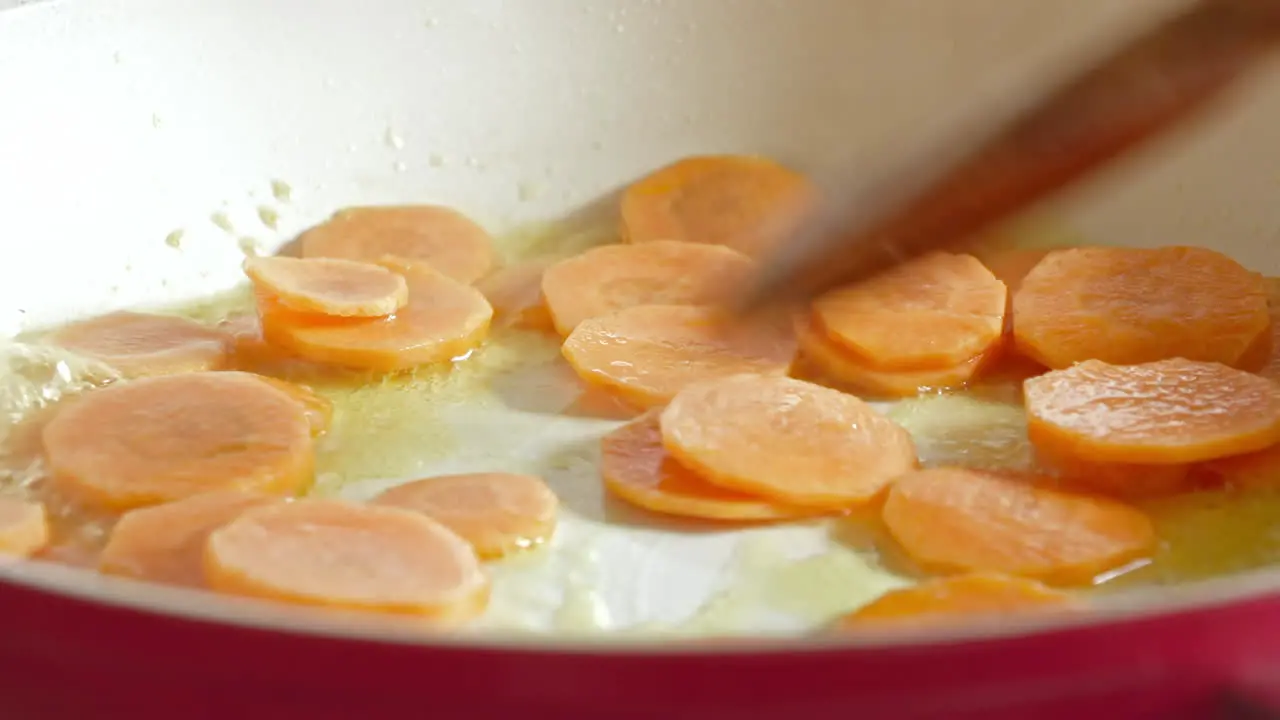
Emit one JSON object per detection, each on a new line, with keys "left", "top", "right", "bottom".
{"left": 793, "top": 315, "right": 997, "bottom": 398}
{"left": 1196, "top": 443, "right": 1280, "bottom": 492}
{"left": 299, "top": 205, "right": 496, "bottom": 284}
{"left": 837, "top": 573, "right": 1077, "bottom": 628}
{"left": 245, "top": 374, "right": 333, "bottom": 437}
{"left": 811, "top": 252, "right": 1006, "bottom": 370}
{"left": 660, "top": 374, "right": 918, "bottom": 508}
{"left": 243, "top": 256, "right": 408, "bottom": 318}
{"left": 620, "top": 155, "right": 816, "bottom": 258}
{"left": 474, "top": 260, "right": 556, "bottom": 331}
{"left": 373, "top": 472, "right": 558, "bottom": 559}
{"left": 204, "top": 499, "right": 489, "bottom": 621}
{"left": 217, "top": 313, "right": 311, "bottom": 375}
{"left": 1012, "top": 246, "right": 1270, "bottom": 369}
{"left": 1246, "top": 277, "right": 1280, "bottom": 380}
{"left": 45, "top": 311, "right": 229, "bottom": 378}
{"left": 99, "top": 491, "right": 279, "bottom": 588}
{"left": 0, "top": 498, "right": 49, "bottom": 558}
{"left": 258, "top": 258, "right": 493, "bottom": 372}
{"left": 882, "top": 467, "right": 1156, "bottom": 585}
{"left": 600, "top": 411, "right": 814, "bottom": 521}
{"left": 562, "top": 305, "right": 797, "bottom": 409}
{"left": 42, "top": 372, "right": 314, "bottom": 510}
{"left": 1032, "top": 444, "right": 1194, "bottom": 499}
{"left": 540, "top": 241, "right": 755, "bottom": 335}
{"left": 1024, "top": 358, "right": 1280, "bottom": 465}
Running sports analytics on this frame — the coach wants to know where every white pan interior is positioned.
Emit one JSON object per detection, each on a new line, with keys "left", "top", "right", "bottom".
{"left": 2, "top": 0, "right": 1280, "bottom": 641}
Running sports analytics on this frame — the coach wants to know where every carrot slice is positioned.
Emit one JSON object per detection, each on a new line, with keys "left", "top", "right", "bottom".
{"left": 882, "top": 467, "right": 1156, "bottom": 585}
{"left": 243, "top": 256, "right": 408, "bottom": 318}
{"left": 42, "top": 372, "right": 315, "bottom": 510}
{"left": 299, "top": 205, "right": 496, "bottom": 284}
{"left": 979, "top": 248, "right": 1053, "bottom": 296}
{"left": 659, "top": 374, "right": 918, "bottom": 508}
{"left": 562, "top": 305, "right": 797, "bottom": 409}
{"left": 1247, "top": 278, "right": 1280, "bottom": 380}
{"left": 793, "top": 315, "right": 996, "bottom": 398}
{"left": 474, "top": 260, "right": 555, "bottom": 331}
{"left": 540, "top": 241, "right": 755, "bottom": 336}
{"left": 1024, "top": 358, "right": 1280, "bottom": 465}
{"left": 600, "top": 411, "right": 814, "bottom": 521}
{"left": 45, "top": 311, "right": 229, "bottom": 378}
{"left": 837, "top": 573, "right": 1077, "bottom": 628}
{"left": 1032, "top": 444, "right": 1193, "bottom": 499}
{"left": 0, "top": 498, "right": 49, "bottom": 558}
{"left": 620, "top": 155, "right": 816, "bottom": 258}
{"left": 99, "top": 491, "right": 279, "bottom": 588}
{"left": 248, "top": 375, "right": 333, "bottom": 437}
{"left": 1196, "top": 443, "right": 1280, "bottom": 492}
{"left": 1012, "top": 246, "right": 1270, "bottom": 369}
{"left": 258, "top": 258, "right": 493, "bottom": 372}
{"left": 204, "top": 499, "right": 489, "bottom": 620}
{"left": 373, "top": 472, "right": 558, "bottom": 559}
{"left": 811, "top": 252, "right": 1006, "bottom": 370}
{"left": 217, "top": 313, "right": 308, "bottom": 374}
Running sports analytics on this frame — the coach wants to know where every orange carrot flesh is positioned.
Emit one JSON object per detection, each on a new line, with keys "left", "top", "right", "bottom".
{"left": 1012, "top": 246, "right": 1270, "bottom": 369}
{"left": 0, "top": 498, "right": 49, "bottom": 558}
{"left": 373, "top": 472, "right": 559, "bottom": 560}
{"left": 659, "top": 374, "right": 918, "bottom": 508}
{"left": 541, "top": 240, "right": 755, "bottom": 336}
{"left": 600, "top": 411, "right": 817, "bottom": 521}
{"left": 1024, "top": 358, "right": 1280, "bottom": 465}
{"left": 881, "top": 467, "right": 1156, "bottom": 585}
{"left": 837, "top": 573, "right": 1078, "bottom": 628}
{"left": 41, "top": 372, "right": 315, "bottom": 510}
{"left": 46, "top": 311, "right": 230, "bottom": 378}
{"left": 243, "top": 256, "right": 409, "bottom": 318}
{"left": 562, "top": 304, "right": 797, "bottom": 409}
{"left": 299, "top": 205, "right": 496, "bottom": 284}
{"left": 204, "top": 499, "right": 489, "bottom": 621}
{"left": 620, "top": 155, "right": 816, "bottom": 258}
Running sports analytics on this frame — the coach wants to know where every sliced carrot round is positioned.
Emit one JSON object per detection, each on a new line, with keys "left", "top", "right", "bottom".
{"left": 1012, "top": 246, "right": 1270, "bottom": 369}
{"left": 562, "top": 305, "right": 797, "bottom": 409}
{"left": 811, "top": 252, "right": 1006, "bottom": 370}
{"left": 1250, "top": 278, "right": 1280, "bottom": 380}
{"left": 242, "top": 374, "right": 332, "bottom": 437}
{"left": 299, "top": 205, "right": 496, "bottom": 284}
{"left": 99, "top": 490, "right": 279, "bottom": 588}
{"left": 42, "top": 372, "right": 315, "bottom": 510}
{"left": 0, "top": 498, "right": 49, "bottom": 558}
{"left": 373, "top": 472, "right": 558, "bottom": 559}
{"left": 882, "top": 467, "right": 1156, "bottom": 585}
{"left": 243, "top": 256, "right": 408, "bottom": 318}
{"left": 837, "top": 573, "right": 1077, "bottom": 628}
{"left": 793, "top": 315, "right": 995, "bottom": 398}
{"left": 620, "top": 155, "right": 816, "bottom": 258}
{"left": 204, "top": 499, "right": 489, "bottom": 620}
{"left": 1032, "top": 444, "right": 1193, "bottom": 499}
{"left": 217, "top": 313, "right": 309, "bottom": 374}
{"left": 474, "top": 260, "right": 555, "bottom": 331}
{"left": 1024, "top": 358, "right": 1280, "bottom": 465}
{"left": 1195, "top": 443, "right": 1280, "bottom": 492}
{"left": 659, "top": 374, "right": 918, "bottom": 508}
{"left": 540, "top": 241, "right": 755, "bottom": 335}
{"left": 45, "top": 311, "right": 230, "bottom": 378}
{"left": 600, "top": 411, "right": 814, "bottom": 521}
{"left": 258, "top": 258, "right": 493, "bottom": 372}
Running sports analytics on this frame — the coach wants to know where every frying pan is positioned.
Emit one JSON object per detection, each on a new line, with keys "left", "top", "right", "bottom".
{"left": 3, "top": 0, "right": 1280, "bottom": 718}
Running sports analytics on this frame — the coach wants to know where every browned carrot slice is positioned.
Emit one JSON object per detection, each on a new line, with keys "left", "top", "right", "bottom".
{"left": 1024, "top": 358, "right": 1280, "bottom": 465}
{"left": 299, "top": 205, "right": 496, "bottom": 284}
{"left": 474, "top": 260, "right": 555, "bottom": 331}
{"left": 42, "top": 372, "right": 314, "bottom": 510}
{"left": 540, "top": 241, "right": 755, "bottom": 336}
{"left": 246, "top": 374, "right": 333, "bottom": 437}
{"left": 1032, "top": 444, "right": 1193, "bottom": 499}
{"left": 99, "top": 491, "right": 279, "bottom": 588}
{"left": 204, "top": 499, "right": 489, "bottom": 620}
{"left": 882, "top": 467, "right": 1156, "bottom": 585}
{"left": 793, "top": 315, "right": 996, "bottom": 398}
{"left": 373, "top": 472, "right": 558, "bottom": 559}
{"left": 600, "top": 411, "right": 815, "bottom": 521}
{"left": 243, "top": 256, "right": 408, "bottom": 318}
{"left": 45, "top": 311, "right": 230, "bottom": 378}
{"left": 1012, "top": 246, "right": 1270, "bottom": 369}
{"left": 0, "top": 498, "right": 49, "bottom": 558}
{"left": 837, "top": 573, "right": 1077, "bottom": 628}
{"left": 258, "top": 258, "right": 493, "bottom": 372}
{"left": 660, "top": 374, "right": 918, "bottom": 508}
{"left": 562, "top": 305, "right": 797, "bottom": 409}
{"left": 811, "top": 252, "right": 1007, "bottom": 370}
{"left": 620, "top": 155, "right": 816, "bottom": 258}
